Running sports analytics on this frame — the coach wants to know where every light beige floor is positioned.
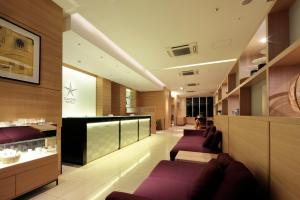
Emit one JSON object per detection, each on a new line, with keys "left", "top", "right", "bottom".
{"left": 18, "top": 126, "right": 190, "bottom": 200}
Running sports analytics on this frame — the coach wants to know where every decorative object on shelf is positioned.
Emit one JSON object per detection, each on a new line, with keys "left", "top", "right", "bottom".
{"left": 258, "top": 63, "right": 266, "bottom": 70}
{"left": 252, "top": 57, "right": 267, "bottom": 66}
{"left": 232, "top": 109, "right": 240, "bottom": 116}
{"left": 288, "top": 74, "right": 300, "bottom": 112}
{"left": 250, "top": 69, "right": 258, "bottom": 76}
{"left": 0, "top": 149, "right": 21, "bottom": 164}
{"left": 0, "top": 17, "right": 40, "bottom": 84}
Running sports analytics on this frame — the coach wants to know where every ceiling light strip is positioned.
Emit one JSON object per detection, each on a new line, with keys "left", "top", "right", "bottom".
{"left": 69, "top": 13, "right": 165, "bottom": 88}
{"left": 165, "top": 58, "right": 237, "bottom": 70}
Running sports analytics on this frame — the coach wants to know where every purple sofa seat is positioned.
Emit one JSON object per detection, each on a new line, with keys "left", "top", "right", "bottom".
{"left": 106, "top": 154, "right": 258, "bottom": 200}
{"left": 170, "top": 135, "right": 220, "bottom": 161}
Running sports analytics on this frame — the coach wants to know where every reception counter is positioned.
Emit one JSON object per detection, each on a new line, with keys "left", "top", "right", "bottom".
{"left": 61, "top": 116, "right": 151, "bottom": 165}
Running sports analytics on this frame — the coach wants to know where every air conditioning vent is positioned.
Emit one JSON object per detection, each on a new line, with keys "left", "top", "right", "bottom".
{"left": 187, "top": 91, "right": 196, "bottom": 93}
{"left": 166, "top": 42, "right": 198, "bottom": 57}
{"left": 179, "top": 70, "right": 199, "bottom": 77}
{"left": 187, "top": 83, "right": 200, "bottom": 87}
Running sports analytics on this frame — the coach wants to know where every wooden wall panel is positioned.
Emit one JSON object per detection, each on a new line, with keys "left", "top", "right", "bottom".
{"left": 0, "top": 0, "right": 63, "bottom": 172}
{"left": 228, "top": 117, "right": 270, "bottom": 189}
{"left": 111, "top": 82, "right": 126, "bottom": 116}
{"left": 137, "top": 90, "right": 170, "bottom": 130}
{"left": 96, "top": 77, "right": 111, "bottom": 116}
{"left": 270, "top": 120, "right": 300, "bottom": 200}
{"left": 214, "top": 116, "right": 229, "bottom": 153}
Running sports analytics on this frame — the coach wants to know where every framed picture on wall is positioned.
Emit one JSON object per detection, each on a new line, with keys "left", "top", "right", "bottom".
{"left": 0, "top": 17, "right": 40, "bottom": 84}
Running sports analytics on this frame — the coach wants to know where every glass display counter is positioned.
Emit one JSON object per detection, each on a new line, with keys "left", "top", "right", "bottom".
{"left": 0, "top": 125, "right": 58, "bottom": 199}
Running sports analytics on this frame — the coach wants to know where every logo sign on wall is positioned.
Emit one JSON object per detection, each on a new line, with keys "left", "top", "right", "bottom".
{"left": 64, "top": 82, "right": 77, "bottom": 104}
{"left": 62, "top": 67, "right": 96, "bottom": 117}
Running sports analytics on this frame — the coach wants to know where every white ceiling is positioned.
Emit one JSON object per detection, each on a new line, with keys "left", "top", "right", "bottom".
{"left": 53, "top": 0, "right": 274, "bottom": 96}
{"left": 63, "top": 31, "right": 161, "bottom": 91}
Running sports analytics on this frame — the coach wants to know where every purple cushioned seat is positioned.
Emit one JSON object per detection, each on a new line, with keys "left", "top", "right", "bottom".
{"left": 170, "top": 136, "right": 219, "bottom": 161}
{"left": 134, "top": 177, "right": 193, "bottom": 200}
{"left": 149, "top": 160, "right": 206, "bottom": 183}
{"left": 213, "top": 161, "right": 257, "bottom": 200}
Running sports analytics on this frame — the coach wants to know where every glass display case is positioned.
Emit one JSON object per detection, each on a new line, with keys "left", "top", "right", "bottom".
{"left": 0, "top": 126, "right": 57, "bottom": 169}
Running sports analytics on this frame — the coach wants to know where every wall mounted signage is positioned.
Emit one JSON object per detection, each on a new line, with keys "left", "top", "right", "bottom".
{"left": 62, "top": 67, "right": 96, "bottom": 117}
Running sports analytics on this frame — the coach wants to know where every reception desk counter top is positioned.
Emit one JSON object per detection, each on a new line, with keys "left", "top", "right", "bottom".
{"left": 62, "top": 115, "right": 151, "bottom": 165}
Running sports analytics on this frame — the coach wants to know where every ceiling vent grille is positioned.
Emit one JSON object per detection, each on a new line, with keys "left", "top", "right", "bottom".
{"left": 187, "top": 91, "right": 196, "bottom": 93}
{"left": 166, "top": 42, "right": 198, "bottom": 57}
{"left": 187, "top": 83, "right": 200, "bottom": 87}
{"left": 179, "top": 70, "right": 199, "bottom": 77}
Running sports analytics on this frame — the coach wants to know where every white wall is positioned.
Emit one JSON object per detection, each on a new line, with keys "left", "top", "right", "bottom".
{"left": 62, "top": 67, "right": 96, "bottom": 117}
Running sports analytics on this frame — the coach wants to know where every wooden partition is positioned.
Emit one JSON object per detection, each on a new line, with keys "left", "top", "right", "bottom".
{"left": 270, "top": 118, "right": 300, "bottom": 200}
{"left": 214, "top": 116, "right": 229, "bottom": 153}
{"left": 228, "top": 117, "right": 270, "bottom": 189}
{"left": 214, "top": 115, "right": 300, "bottom": 199}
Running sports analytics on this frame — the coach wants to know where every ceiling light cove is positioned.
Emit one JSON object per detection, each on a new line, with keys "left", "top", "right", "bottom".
{"left": 164, "top": 58, "right": 237, "bottom": 70}
{"left": 68, "top": 13, "right": 165, "bottom": 89}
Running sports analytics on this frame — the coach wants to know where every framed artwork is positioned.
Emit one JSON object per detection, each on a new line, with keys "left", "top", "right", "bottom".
{"left": 0, "top": 17, "right": 40, "bottom": 84}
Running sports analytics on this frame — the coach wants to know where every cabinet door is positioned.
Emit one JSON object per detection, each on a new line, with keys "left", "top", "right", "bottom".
{"left": 0, "top": 176, "right": 15, "bottom": 200}
{"left": 16, "top": 162, "right": 58, "bottom": 196}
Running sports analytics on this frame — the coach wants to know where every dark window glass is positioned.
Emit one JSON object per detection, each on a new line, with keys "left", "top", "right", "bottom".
{"left": 200, "top": 97, "right": 206, "bottom": 118}
{"left": 186, "top": 98, "right": 193, "bottom": 117}
{"left": 207, "top": 97, "right": 213, "bottom": 117}
{"left": 193, "top": 97, "right": 199, "bottom": 117}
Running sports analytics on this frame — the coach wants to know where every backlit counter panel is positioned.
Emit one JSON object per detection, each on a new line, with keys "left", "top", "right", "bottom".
{"left": 62, "top": 115, "right": 151, "bottom": 165}
{"left": 139, "top": 119, "right": 151, "bottom": 140}
{"left": 87, "top": 121, "right": 119, "bottom": 163}
{"left": 120, "top": 120, "right": 138, "bottom": 148}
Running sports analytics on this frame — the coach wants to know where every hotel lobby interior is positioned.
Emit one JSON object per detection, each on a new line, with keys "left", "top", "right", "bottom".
{"left": 0, "top": 0, "right": 300, "bottom": 199}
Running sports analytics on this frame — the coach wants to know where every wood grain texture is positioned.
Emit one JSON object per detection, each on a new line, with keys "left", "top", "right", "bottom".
{"left": 240, "top": 87, "right": 251, "bottom": 115}
{"left": 0, "top": 0, "right": 63, "bottom": 173}
{"left": 269, "top": 65, "right": 300, "bottom": 116}
{"left": 137, "top": 90, "right": 170, "bottom": 130}
{"left": 0, "top": 176, "right": 15, "bottom": 200}
{"left": 111, "top": 82, "right": 126, "bottom": 116}
{"left": 270, "top": 122, "right": 300, "bottom": 200}
{"left": 214, "top": 115, "right": 229, "bottom": 153}
{"left": 96, "top": 77, "right": 112, "bottom": 116}
{"left": 228, "top": 117, "right": 269, "bottom": 188}
{"left": 16, "top": 162, "right": 58, "bottom": 196}
{"left": 268, "top": 10, "right": 290, "bottom": 61}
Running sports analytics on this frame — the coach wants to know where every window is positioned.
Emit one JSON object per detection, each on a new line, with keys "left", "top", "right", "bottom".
{"left": 186, "top": 98, "right": 193, "bottom": 117}
{"left": 186, "top": 96, "right": 213, "bottom": 117}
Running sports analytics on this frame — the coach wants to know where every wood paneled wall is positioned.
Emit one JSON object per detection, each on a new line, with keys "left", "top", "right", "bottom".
{"left": 214, "top": 115, "right": 229, "bottom": 153}
{"left": 214, "top": 115, "right": 300, "bottom": 200}
{"left": 96, "top": 77, "right": 111, "bottom": 116}
{"left": 111, "top": 82, "right": 126, "bottom": 116}
{"left": 270, "top": 118, "right": 300, "bottom": 200}
{"left": 0, "top": 0, "right": 63, "bottom": 172}
{"left": 137, "top": 89, "right": 171, "bottom": 130}
{"left": 228, "top": 117, "right": 270, "bottom": 189}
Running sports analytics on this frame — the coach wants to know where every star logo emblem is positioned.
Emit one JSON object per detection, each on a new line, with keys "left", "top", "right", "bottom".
{"left": 64, "top": 82, "right": 77, "bottom": 97}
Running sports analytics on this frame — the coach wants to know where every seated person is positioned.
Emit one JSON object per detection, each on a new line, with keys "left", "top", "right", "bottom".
{"left": 195, "top": 115, "right": 201, "bottom": 130}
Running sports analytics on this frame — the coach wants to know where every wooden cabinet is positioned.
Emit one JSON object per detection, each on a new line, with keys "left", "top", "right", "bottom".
{"left": 0, "top": 154, "right": 58, "bottom": 199}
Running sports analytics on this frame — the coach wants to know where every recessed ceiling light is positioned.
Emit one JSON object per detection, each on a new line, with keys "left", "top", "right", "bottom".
{"left": 171, "top": 91, "right": 178, "bottom": 97}
{"left": 241, "top": 0, "right": 253, "bottom": 5}
{"left": 180, "top": 87, "right": 184, "bottom": 90}
{"left": 260, "top": 37, "right": 267, "bottom": 44}
{"left": 164, "top": 58, "right": 237, "bottom": 70}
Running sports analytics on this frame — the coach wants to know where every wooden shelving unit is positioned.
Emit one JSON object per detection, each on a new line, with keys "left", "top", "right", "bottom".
{"left": 214, "top": 0, "right": 300, "bottom": 117}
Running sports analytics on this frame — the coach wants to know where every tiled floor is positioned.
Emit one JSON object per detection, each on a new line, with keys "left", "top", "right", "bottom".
{"left": 18, "top": 125, "right": 189, "bottom": 200}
